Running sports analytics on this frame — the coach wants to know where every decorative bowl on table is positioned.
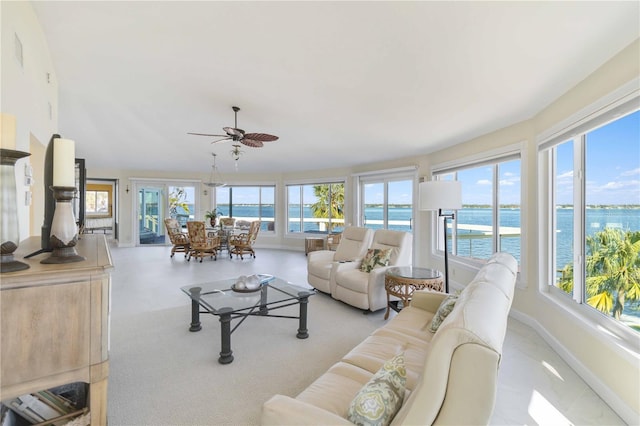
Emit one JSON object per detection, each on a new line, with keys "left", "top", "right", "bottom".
{"left": 232, "top": 274, "right": 262, "bottom": 293}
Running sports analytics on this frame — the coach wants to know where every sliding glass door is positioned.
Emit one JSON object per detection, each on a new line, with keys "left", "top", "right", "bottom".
{"left": 138, "top": 186, "right": 164, "bottom": 245}
{"left": 135, "top": 182, "right": 198, "bottom": 246}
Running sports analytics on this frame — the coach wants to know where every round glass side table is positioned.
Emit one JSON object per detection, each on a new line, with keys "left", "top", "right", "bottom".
{"left": 384, "top": 266, "right": 443, "bottom": 319}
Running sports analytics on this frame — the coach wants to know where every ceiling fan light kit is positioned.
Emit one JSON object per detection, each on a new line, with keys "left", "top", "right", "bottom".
{"left": 230, "top": 144, "right": 244, "bottom": 170}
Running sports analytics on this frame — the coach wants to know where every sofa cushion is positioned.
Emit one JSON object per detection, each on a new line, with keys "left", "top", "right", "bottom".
{"left": 347, "top": 352, "right": 406, "bottom": 426}
{"left": 342, "top": 331, "right": 428, "bottom": 391}
{"left": 334, "top": 269, "right": 371, "bottom": 293}
{"left": 297, "top": 362, "right": 374, "bottom": 417}
{"left": 360, "top": 248, "right": 392, "bottom": 272}
{"left": 428, "top": 294, "right": 458, "bottom": 333}
{"left": 383, "top": 304, "right": 436, "bottom": 342}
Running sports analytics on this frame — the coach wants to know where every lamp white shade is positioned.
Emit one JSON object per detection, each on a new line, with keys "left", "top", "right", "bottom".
{"left": 419, "top": 180, "right": 462, "bottom": 211}
{"left": 53, "top": 138, "right": 75, "bottom": 187}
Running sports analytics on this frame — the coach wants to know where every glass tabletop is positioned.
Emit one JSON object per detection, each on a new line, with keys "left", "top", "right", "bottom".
{"left": 180, "top": 276, "right": 314, "bottom": 315}
{"left": 385, "top": 266, "right": 442, "bottom": 280}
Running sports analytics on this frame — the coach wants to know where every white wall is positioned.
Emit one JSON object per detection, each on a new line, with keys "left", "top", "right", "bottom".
{"left": 1, "top": 1, "right": 58, "bottom": 240}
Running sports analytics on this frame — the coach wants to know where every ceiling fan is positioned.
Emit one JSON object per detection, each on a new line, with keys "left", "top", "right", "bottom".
{"left": 188, "top": 106, "right": 278, "bottom": 148}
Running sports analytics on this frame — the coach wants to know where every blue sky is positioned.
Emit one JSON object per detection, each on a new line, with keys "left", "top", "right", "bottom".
{"left": 556, "top": 110, "right": 639, "bottom": 205}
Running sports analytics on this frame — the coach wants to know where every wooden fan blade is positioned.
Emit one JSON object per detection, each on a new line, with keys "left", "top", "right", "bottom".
{"left": 210, "top": 137, "right": 231, "bottom": 144}
{"left": 188, "top": 132, "right": 229, "bottom": 137}
{"left": 243, "top": 133, "right": 279, "bottom": 142}
{"left": 240, "top": 139, "right": 264, "bottom": 148}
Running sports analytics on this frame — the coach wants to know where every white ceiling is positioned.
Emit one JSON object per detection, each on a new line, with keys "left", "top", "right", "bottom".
{"left": 31, "top": 1, "right": 639, "bottom": 175}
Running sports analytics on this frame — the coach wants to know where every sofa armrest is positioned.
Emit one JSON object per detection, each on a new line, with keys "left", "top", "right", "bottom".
{"left": 409, "top": 290, "right": 448, "bottom": 313}
{"left": 307, "top": 250, "right": 336, "bottom": 264}
{"left": 334, "top": 258, "right": 363, "bottom": 271}
{"left": 261, "top": 395, "right": 352, "bottom": 426}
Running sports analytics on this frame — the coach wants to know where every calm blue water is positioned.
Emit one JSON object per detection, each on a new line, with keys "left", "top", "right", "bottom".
{"left": 220, "top": 205, "right": 640, "bottom": 266}
{"left": 219, "top": 204, "right": 640, "bottom": 321}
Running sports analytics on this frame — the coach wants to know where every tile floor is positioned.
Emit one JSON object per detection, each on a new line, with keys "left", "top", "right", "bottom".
{"left": 108, "top": 241, "right": 625, "bottom": 425}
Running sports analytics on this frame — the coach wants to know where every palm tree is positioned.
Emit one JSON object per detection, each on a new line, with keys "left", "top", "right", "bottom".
{"left": 558, "top": 228, "right": 640, "bottom": 320}
{"left": 310, "top": 184, "right": 344, "bottom": 232}
{"left": 169, "top": 187, "right": 190, "bottom": 217}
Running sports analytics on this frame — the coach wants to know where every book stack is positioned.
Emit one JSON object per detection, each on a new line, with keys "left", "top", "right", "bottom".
{"left": 1, "top": 390, "right": 88, "bottom": 426}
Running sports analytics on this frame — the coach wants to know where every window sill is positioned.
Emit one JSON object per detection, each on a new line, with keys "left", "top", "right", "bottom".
{"left": 544, "top": 286, "right": 640, "bottom": 363}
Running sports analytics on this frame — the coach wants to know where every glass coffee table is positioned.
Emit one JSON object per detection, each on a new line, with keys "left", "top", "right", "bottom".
{"left": 181, "top": 276, "right": 315, "bottom": 364}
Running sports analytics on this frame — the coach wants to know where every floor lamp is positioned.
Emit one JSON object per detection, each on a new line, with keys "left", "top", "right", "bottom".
{"left": 419, "top": 180, "right": 462, "bottom": 293}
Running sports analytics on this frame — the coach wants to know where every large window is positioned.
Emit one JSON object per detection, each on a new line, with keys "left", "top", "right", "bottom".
{"left": 356, "top": 168, "right": 416, "bottom": 233}
{"left": 360, "top": 178, "right": 414, "bottom": 232}
{"left": 541, "top": 106, "right": 640, "bottom": 333}
{"left": 433, "top": 148, "right": 522, "bottom": 264}
{"left": 287, "top": 182, "right": 345, "bottom": 234}
{"left": 215, "top": 185, "right": 275, "bottom": 232}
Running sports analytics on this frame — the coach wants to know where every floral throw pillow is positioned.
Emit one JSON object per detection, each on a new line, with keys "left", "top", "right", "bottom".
{"left": 360, "top": 248, "right": 392, "bottom": 273}
{"left": 347, "top": 352, "right": 407, "bottom": 426}
{"left": 428, "top": 294, "right": 458, "bottom": 333}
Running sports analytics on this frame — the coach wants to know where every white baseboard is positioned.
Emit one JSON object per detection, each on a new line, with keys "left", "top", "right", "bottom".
{"left": 508, "top": 309, "right": 638, "bottom": 425}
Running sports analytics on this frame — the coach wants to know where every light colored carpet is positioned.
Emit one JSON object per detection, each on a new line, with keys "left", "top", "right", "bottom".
{"left": 107, "top": 246, "right": 386, "bottom": 425}
{"left": 105, "top": 244, "right": 624, "bottom": 426}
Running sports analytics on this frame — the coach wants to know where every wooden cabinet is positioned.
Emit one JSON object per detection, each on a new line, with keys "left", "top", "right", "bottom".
{"left": 1, "top": 235, "right": 113, "bottom": 425}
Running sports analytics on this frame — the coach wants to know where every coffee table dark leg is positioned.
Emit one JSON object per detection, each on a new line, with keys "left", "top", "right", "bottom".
{"left": 259, "top": 285, "right": 269, "bottom": 315}
{"left": 297, "top": 292, "right": 310, "bottom": 339}
{"left": 218, "top": 307, "right": 234, "bottom": 364}
{"left": 189, "top": 287, "right": 202, "bottom": 332}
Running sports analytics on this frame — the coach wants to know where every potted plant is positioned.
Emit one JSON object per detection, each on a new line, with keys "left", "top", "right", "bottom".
{"left": 204, "top": 209, "right": 221, "bottom": 227}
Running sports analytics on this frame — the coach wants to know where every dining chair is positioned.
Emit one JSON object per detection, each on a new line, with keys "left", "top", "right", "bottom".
{"left": 164, "top": 218, "right": 190, "bottom": 258}
{"left": 186, "top": 221, "right": 220, "bottom": 262}
{"left": 229, "top": 220, "right": 261, "bottom": 259}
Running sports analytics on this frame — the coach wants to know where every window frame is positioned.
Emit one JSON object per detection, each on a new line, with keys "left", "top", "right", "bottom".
{"left": 430, "top": 143, "right": 526, "bottom": 283}
{"left": 86, "top": 189, "right": 111, "bottom": 216}
{"left": 356, "top": 168, "right": 417, "bottom": 233}
{"left": 285, "top": 179, "right": 346, "bottom": 236}
{"left": 214, "top": 184, "right": 276, "bottom": 233}
{"left": 537, "top": 78, "right": 640, "bottom": 341}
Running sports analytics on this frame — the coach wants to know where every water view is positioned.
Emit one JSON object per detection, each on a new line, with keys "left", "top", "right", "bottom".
{"left": 229, "top": 203, "right": 640, "bottom": 329}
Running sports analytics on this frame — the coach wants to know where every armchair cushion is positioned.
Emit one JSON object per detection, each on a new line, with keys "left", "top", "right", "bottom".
{"left": 347, "top": 352, "right": 406, "bottom": 426}
{"left": 333, "top": 230, "right": 412, "bottom": 311}
{"left": 334, "top": 227, "right": 374, "bottom": 262}
{"left": 360, "top": 248, "right": 392, "bottom": 273}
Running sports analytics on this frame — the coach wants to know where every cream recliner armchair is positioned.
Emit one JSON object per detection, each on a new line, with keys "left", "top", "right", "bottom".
{"left": 307, "top": 227, "right": 373, "bottom": 294}
{"left": 332, "top": 229, "right": 412, "bottom": 311}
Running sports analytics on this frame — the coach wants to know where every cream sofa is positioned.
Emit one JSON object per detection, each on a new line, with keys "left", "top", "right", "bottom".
{"left": 307, "top": 227, "right": 373, "bottom": 294}
{"left": 262, "top": 252, "right": 518, "bottom": 425}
